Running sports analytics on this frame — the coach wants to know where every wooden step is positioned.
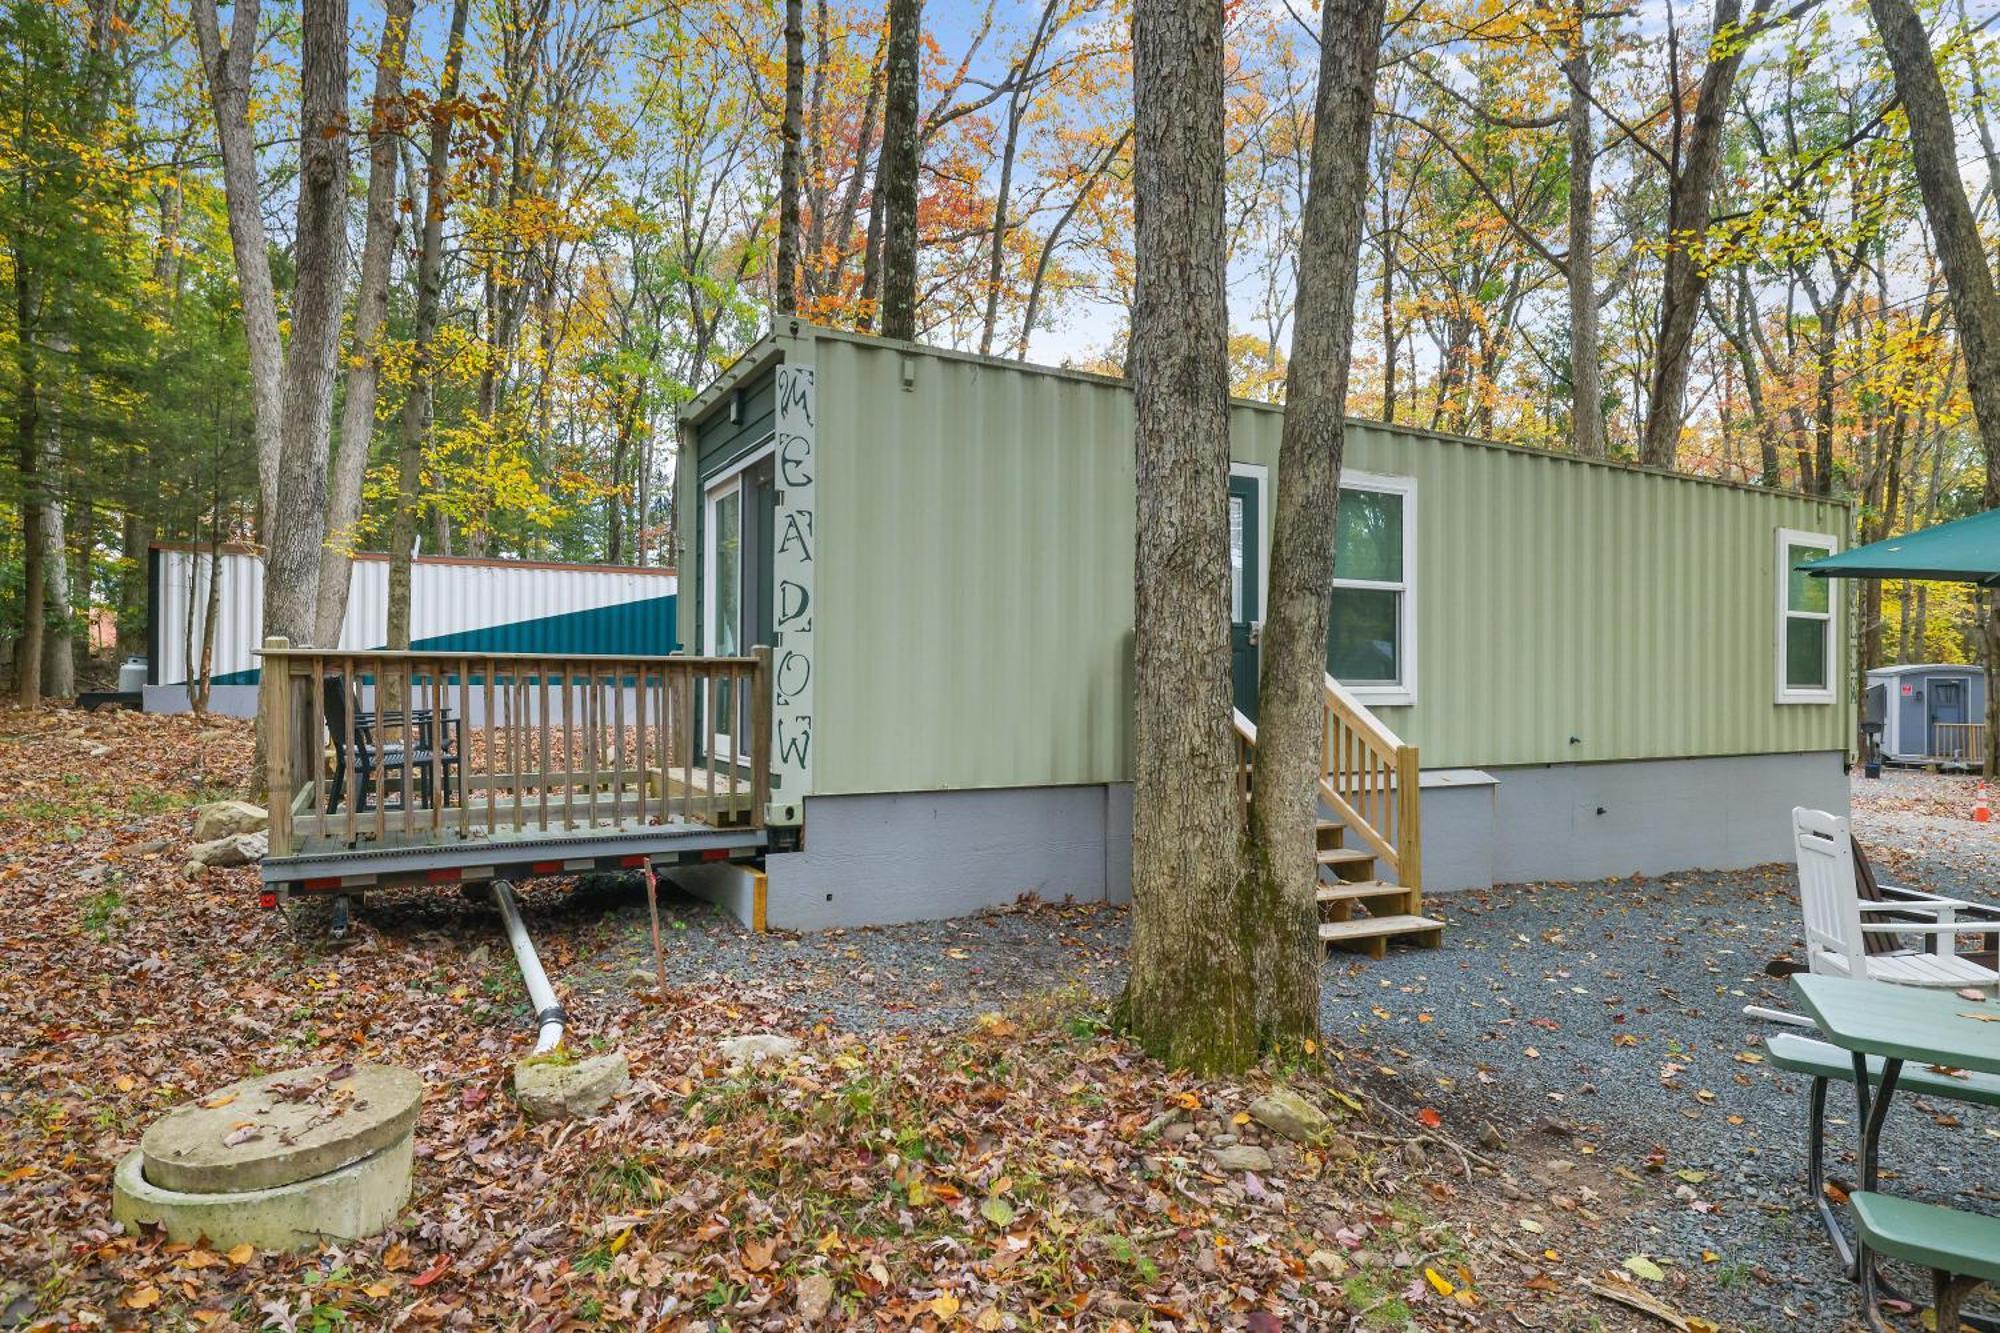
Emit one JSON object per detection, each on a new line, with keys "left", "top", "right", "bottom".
{"left": 1318, "top": 913, "right": 1446, "bottom": 959}
{"left": 1315, "top": 847, "right": 1374, "bottom": 868}
{"left": 1315, "top": 880, "right": 1409, "bottom": 905}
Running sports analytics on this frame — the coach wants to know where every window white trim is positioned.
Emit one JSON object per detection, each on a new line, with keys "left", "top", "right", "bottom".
{"left": 703, "top": 474, "right": 746, "bottom": 760}
{"left": 1776, "top": 526, "right": 1839, "bottom": 705}
{"left": 702, "top": 435, "right": 775, "bottom": 491}
{"left": 1333, "top": 470, "right": 1417, "bottom": 707}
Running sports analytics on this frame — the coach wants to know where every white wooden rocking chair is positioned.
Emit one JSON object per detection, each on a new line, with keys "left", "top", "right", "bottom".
{"left": 1792, "top": 806, "right": 2000, "bottom": 992}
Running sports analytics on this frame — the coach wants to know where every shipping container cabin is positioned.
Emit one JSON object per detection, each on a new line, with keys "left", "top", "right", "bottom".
{"left": 674, "top": 324, "right": 1854, "bottom": 945}
{"left": 1865, "top": 664, "right": 1986, "bottom": 766}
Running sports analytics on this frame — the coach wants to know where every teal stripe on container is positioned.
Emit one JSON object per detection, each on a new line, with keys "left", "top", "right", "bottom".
{"left": 209, "top": 594, "right": 679, "bottom": 685}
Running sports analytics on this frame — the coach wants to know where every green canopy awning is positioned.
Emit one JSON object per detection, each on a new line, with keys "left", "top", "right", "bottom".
{"left": 1804, "top": 508, "right": 2000, "bottom": 587}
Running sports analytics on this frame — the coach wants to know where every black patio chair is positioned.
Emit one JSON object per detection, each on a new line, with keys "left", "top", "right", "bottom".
{"left": 322, "top": 673, "right": 462, "bottom": 815}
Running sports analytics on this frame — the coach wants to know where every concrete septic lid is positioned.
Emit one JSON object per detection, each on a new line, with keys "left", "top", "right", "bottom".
{"left": 140, "top": 1063, "right": 422, "bottom": 1194}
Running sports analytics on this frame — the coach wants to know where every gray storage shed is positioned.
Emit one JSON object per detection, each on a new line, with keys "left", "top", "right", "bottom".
{"left": 1865, "top": 664, "right": 1987, "bottom": 764}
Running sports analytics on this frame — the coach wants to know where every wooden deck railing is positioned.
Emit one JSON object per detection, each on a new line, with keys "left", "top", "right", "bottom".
{"left": 1232, "top": 672, "right": 1421, "bottom": 891}
{"left": 1934, "top": 722, "right": 1986, "bottom": 766}
{"left": 258, "top": 640, "right": 770, "bottom": 859}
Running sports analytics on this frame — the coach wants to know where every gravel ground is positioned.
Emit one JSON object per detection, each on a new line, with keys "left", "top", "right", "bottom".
{"left": 1316, "top": 770, "right": 2000, "bottom": 1331}
{"left": 566, "top": 885, "right": 1130, "bottom": 1030}
{"left": 557, "top": 769, "right": 2000, "bottom": 1330}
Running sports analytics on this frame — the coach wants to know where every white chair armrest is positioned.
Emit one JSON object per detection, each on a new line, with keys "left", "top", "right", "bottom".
{"left": 1879, "top": 884, "right": 1975, "bottom": 910}
{"left": 1858, "top": 901, "right": 1958, "bottom": 926}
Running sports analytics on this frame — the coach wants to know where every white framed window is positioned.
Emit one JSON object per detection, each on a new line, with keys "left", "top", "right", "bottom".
{"left": 1330, "top": 471, "right": 1416, "bottom": 706}
{"left": 1776, "top": 526, "right": 1839, "bottom": 705}
{"left": 703, "top": 475, "right": 745, "bottom": 758}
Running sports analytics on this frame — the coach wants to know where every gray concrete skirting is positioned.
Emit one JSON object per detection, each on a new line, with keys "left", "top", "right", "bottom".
{"left": 112, "top": 1131, "right": 415, "bottom": 1251}
{"left": 763, "top": 785, "right": 1131, "bottom": 931}
{"left": 754, "top": 751, "right": 1849, "bottom": 928}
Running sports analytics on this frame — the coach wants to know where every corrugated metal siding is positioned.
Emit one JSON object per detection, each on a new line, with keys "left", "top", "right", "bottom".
{"left": 803, "top": 331, "right": 1850, "bottom": 796}
{"left": 813, "top": 338, "right": 1137, "bottom": 795}
{"left": 152, "top": 550, "right": 677, "bottom": 687}
{"left": 1233, "top": 419, "right": 1852, "bottom": 767}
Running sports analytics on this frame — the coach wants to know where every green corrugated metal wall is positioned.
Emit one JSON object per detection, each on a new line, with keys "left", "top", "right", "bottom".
{"left": 1250, "top": 419, "right": 1851, "bottom": 767}
{"left": 679, "top": 329, "right": 1851, "bottom": 798}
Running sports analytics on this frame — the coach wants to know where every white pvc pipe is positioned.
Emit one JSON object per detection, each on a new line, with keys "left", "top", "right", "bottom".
{"left": 490, "top": 879, "right": 567, "bottom": 1054}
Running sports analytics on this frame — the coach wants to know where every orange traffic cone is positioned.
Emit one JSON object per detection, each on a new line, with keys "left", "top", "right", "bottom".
{"left": 1978, "top": 783, "right": 1992, "bottom": 823}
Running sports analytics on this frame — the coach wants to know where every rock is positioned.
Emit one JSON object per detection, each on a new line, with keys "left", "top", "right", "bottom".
{"left": 513, "top": 1051, "right": 630, "bottom": 1121}
{"left": 190, "top": 831, "right": 267, "bottom": 868}
{"left": 1307, "top": 1249, "right": 1350, "bottom": 1280}
{"left": 794, "top": 1274, "right": 836, "bottom": 1322}
{"left": 718, "top": 1034, "right": 799, "bottom": 1068}
{"left": 1209, "top": 1144, "right": 1273, "bottom": 1173}
{"left": 193, "top": 800, "right": 268, "bottom": 843}
{"left": 1248, "top": 1087, "right": 1333, "bottom": 1145}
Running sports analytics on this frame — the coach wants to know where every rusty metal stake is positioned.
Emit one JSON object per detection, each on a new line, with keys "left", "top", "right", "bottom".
{"left": 640, "top": 862, "right": 667, "bottom": 995}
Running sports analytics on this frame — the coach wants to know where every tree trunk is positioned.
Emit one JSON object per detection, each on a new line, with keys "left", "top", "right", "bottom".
{"left": 979, "top": 0, "right": 1058, "bottom": 357}
{"left": 13, "top": 264, "right": 43, "bottom": 707}
{"left": 189, "top": 0, "right": 284, "bottom": 529}
{"left": 261, "top": 0, "right": 348, "bottom": 651}
{"left": 192, "top": 504, "right": 222, "bottom": 717}
{"left": 1639, "top": 0, "right": 1769, "bottom": 469}
{"left": 1244, "top": 0, "right": 1386, "bottom": 1049}
{"left": 878, "top": 0, "right": 921, "bottom": 340}
{"left": 1122, "top": 0, "right": 1257, "bottom": 1075}
{"left": 117, "top": 509, "right": 151, "bottom": 659}
{"left": 1867, "top": 0, "right": 2000, "bottom": 774}
{"left": 318, "top": 0, "right": 414, "bottom": 646}
{"left": 37, "top": 408, "right": 72, "bottom": 698}
{"left": 387, "top": 0, "right": 469, "bottom": 653}
{"left": 776, "top": 0, "right": 804, "bottom": 315}
{"left": 1379, "top": 225, "right": 1395, "bottom": 423}
{"left": 1564, "top": 9, "right": 1602, "bottom": 457}
{"left": 1015, "top": 128, "right": 1129, "bottom": 357}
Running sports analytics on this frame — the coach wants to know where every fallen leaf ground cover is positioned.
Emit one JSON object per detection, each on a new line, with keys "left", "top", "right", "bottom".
{"left": 0, "top": 707, "right": 1648, "bottom": 1331}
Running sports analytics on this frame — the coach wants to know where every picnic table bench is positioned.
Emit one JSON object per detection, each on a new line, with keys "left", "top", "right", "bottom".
{"left": 1766, "top": 1031, "right": 2000, "bottom": 1278}
{"left": 1792, "top": 974, "right": 2000, "bottom": 1331}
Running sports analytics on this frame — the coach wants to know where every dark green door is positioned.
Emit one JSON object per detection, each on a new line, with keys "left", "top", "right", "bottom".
{"left": 1229, "top": 474, "right": 1260, "bottom": 721}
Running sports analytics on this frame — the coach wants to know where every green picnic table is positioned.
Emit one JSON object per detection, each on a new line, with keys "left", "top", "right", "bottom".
{"left": 1792, "top": 974, "right": 2000, "bottom": 1330}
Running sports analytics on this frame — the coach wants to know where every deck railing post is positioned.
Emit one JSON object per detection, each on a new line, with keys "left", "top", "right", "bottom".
{"left": 260, "top": 636, "right": 294, "bottom": 858}
{"left": 1396, "top": 744, "right": 1421, "bottom": 895}
{"left": 751, "top": 646, "right": 774, "bottom": 827}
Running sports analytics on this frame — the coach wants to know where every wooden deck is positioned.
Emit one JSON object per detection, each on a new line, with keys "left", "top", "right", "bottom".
{"left": 257, "top": 642, "right": 771, "bottom": 892}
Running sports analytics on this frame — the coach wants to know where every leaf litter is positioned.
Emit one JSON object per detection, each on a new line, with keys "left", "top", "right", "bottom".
{"left": 0, "top": 705, "right": 1689, "bottom": 1329}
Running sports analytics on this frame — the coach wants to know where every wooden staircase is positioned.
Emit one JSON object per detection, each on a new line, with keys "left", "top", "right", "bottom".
{"left": 1236, "top": 674, "right": 1444, "bottom": 959}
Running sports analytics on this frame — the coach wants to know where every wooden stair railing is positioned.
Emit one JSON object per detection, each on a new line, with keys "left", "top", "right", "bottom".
{"left": 1232, "top": 673, "right": 1442, "bottom": 956}
{"left": 1933, "top": 722, "right": 1985, "bottom": 767}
